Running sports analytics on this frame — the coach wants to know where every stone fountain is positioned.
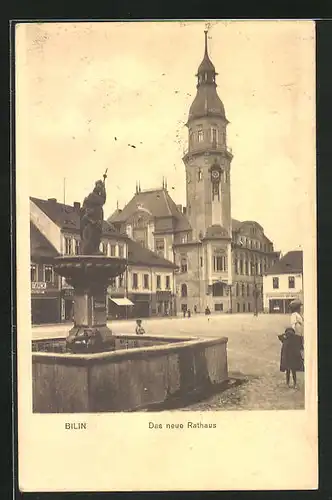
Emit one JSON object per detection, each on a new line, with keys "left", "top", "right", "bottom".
{"left": 32, "top": 173, "right": 229, "bottom": 413}
{"left": 53, "top": 171, "right": 126, "bottom": 353}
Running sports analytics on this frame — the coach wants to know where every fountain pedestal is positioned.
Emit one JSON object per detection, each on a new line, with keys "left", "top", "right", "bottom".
{"left": 54, "top": 255, "right": 127, "bottom": 353}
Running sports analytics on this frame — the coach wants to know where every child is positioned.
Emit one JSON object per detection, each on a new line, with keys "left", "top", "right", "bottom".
{"left": 278, "top": 327, "right": 304, "bottom": 388}
{"left": 135, "top": 319, "right": 145, "bottom": 335}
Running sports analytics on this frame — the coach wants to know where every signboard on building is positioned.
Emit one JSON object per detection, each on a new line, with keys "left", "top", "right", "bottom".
{"left": 32, "top": 282, "right": 47, "bottom": 290}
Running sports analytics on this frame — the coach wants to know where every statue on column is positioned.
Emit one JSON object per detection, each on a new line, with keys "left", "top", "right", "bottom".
{"left": 80, "top": 169, "right": 107, "bottom": 255}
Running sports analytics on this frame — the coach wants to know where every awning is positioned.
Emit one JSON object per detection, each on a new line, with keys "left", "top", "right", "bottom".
{"left": 110, "top": 297, "right": 134, "bottom": 306}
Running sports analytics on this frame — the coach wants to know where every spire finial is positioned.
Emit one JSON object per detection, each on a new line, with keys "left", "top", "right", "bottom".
{"left": 204, "top": 29, "right": 208, "bottom": 55}
{"left": 138, "top": 181, "right": 141, "bottom": 192}
{"left": 116, "top": 200, "right": 119, "bottom": 210}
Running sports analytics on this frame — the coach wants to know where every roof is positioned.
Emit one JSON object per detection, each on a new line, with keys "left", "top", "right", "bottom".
{"left": 30, "top": 222, "right": 59, "bottom": 259}
{"left": 127, "top": 238, "right": 177, "bottom": 269}
{"left": 265, "top": 251, "right": 303, "bottom": 275}
{"left": 232, "top": 219, "right": 242, "bottom": 231}
{"left": 30, "top": 197, "right": 123, "bottom": 237}
{"left": 108, "top": 189, "right": 192, "bottom": 233}
{"left": 198, "top": 52, "right": 216, "bottom": 73}
{"left": 188, "top": 86, "right": 226, "bottom": 122}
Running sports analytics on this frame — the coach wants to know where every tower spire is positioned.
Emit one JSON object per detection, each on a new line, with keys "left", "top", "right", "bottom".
{"left": 204, "top": 29, "right": 208, "bottom": 56}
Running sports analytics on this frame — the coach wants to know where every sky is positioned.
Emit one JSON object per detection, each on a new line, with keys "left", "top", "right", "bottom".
{"left": 16, "top": 20, "right": 315, "bottom": 254}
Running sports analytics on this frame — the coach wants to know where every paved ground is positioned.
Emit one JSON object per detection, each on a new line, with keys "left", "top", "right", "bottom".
{"left": 32, "top": 314, "right": 305, "bottom": 411}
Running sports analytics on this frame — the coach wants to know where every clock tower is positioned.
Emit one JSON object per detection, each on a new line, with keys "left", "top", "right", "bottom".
{"left": 183, "top": 31, "right": 233, "bottom": 241}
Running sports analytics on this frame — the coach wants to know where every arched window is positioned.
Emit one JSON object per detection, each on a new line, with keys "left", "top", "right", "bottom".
{"left": 236, "top": 283, "right": 239, "bottom": 296}
{"left": 212, "top": 282, "right": 224, "bottom": 297}
{"left": 181, "top": 284, "right": 188, "bottom": 297}
{"left": 180, "top": 257, "right": 188, "bottom": 273}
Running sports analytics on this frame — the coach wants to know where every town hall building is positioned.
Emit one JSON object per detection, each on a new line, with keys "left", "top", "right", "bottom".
{"left": 109, "top": 31, "right": 280, "bottom": 314}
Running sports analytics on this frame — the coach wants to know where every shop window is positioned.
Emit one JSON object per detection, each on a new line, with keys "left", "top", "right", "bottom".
{"left": 156, "top": 275, "right": 161, "bottom": 290}
{"left": 288, "top": 276, "right": 295, "bottom": 289}
{"left": 143, "top": 274, "right": 149, "bottom": 289}
{"left": 165, "top": 275, "right": 171, "bottom": 290}
{"left": 181, "top": 284, "right": 188, "bottom": 297}
{"left": 132, "top": 273, "right": 138, "bottom": 289}
{"left": 214, "top": 303, "right": 223, "bottom": 312}
{"left": 273, "top": 277, "right": 279, "bottom": 289}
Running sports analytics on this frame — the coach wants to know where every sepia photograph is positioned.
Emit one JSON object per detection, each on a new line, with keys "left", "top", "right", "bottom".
{"left": 16, "top": 19, "right": 317, "bottom": 491}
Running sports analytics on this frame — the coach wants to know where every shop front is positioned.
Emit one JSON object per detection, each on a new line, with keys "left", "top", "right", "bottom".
{"left": 129, "top": 293, "right": 151, "bottom": 318}
{"left": 31, "top": 282, "right": 60, "bottom": 324}
{"left": 155, "top": 290, "right": 173, "bottom": 316}
{"left": 107, "top": 296, "right": 134, "bottom": 320}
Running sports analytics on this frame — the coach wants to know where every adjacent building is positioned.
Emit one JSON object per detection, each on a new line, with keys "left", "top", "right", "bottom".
{"left": 30, "top": 196, "right": 176, "bottom": 324}
{"left": 263, "top": 250, "right": 303, "bottom": 314}
{"left": 109, "top": 32, "right": 280, "bottom": 314}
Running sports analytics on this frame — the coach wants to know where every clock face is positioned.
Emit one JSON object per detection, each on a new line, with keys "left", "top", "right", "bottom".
{"left": 211, "top": 170, "right": 220, "bottom": 179}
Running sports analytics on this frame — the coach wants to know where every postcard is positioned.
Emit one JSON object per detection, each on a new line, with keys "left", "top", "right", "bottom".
{"left": 16, "top": 20, "right": 317, "bottom": 492}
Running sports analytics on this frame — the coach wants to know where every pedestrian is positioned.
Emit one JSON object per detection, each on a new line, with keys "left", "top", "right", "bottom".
{"left": 205, "top": 306, "right": 211, "bottom": 315}
{"left": 183, "top": 309, "right": 186, "bottom": 318}
{"left": 289, "top": 298, "right": 304, "bottom": 361}
{"left": 135, "top": 319, "right": 145, "bottom": 335}
{"left": 194, "top": 305, "right": 197, "bottom": 314}
{"left": 289, "top": 299, "right": 304, "bottom": 337}
{"left": 187, "top": 309, "right": 191, "bottom": 318}
{"left": 278, "top": 327, "right": 304, "bottom": 388}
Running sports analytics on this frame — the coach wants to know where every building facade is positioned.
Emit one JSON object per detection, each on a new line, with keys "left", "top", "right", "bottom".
{"left": 263, "top": 251, "right": 303, "bottom": 314}
{"left": 109, "top": 32, "right": 280, "bottom": 314}
{"left": 30, "top": 197, "right": 176, "bottom": 324}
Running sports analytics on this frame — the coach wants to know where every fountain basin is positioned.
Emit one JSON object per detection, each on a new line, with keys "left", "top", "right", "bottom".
{"left": 32, "top": 335, "right": 228, "bottom": 413}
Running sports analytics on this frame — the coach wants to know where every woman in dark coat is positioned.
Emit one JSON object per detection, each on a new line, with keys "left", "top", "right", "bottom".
{"left": 278, "top": 327, "right": 304, "bottom": 388}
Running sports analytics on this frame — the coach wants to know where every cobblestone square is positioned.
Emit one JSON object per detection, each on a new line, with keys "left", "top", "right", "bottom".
{"left": 33, "top": 312, "right": 305, "bottom": 411}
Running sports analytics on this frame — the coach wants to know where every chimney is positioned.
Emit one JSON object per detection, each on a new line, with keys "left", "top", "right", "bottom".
{"left": 176, "top": 204, "right": 182, "bottom": 213}
{"left": 48, "top": 198, "right": 57, "bottom": 203}
{"left": 73, "top": 202, "right": 81, "bottom": 211}
{"left": 183, "top": 206, "right": 187, "bottom": 215}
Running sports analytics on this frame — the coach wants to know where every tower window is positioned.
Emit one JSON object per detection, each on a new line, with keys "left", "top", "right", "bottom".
{"left": 211, "top": 127, "right": 218, "bottom": 145}
{"left": 198, "top": 169, "right": 202, "bottom": 181}
{"left": 197, "top": 129, "right": 204, "bottom": 142}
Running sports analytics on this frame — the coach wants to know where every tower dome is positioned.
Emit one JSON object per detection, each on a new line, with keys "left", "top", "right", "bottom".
{"left": 187, "top": 31, "right": 227, "bottom": 123}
